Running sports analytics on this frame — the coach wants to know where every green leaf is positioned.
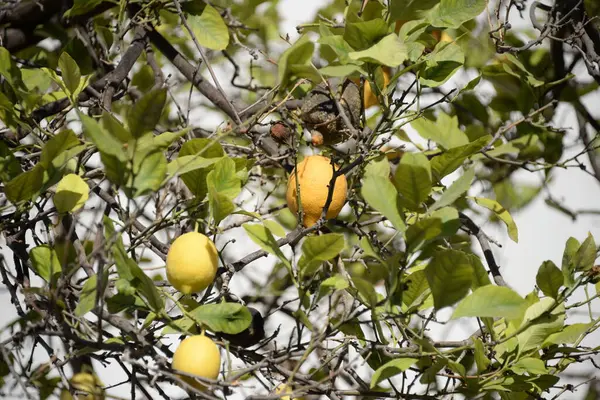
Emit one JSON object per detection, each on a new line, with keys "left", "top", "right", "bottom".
{"left": 162, "top": 316, "right": 197, "bottom": 335}
{"left": 469, "top": 253, "right": 492, "bottom": 290}
{"left": 80, "top": 113, "right": 126, "bottom": 160}
{"left": 127, "top": 87, "right": 167, "bottom": 138}
{"left": 574, "top": 233, "right": 596, "bottom": 271}
{"left": 402, "top": 269, "right": 431, "bottom": 310}
{"left": 278, "top": 34, "right": 316, "bottom": 92}
{"left": 319, "top": 275, "right": 349, "bottom": 299}
{"left": 430, "top": 136, "right": 489, "bottom": 180}
{"left": 351, "top": 276, "right": 378, "bottom": 307}
{"left": 536, "top": 261, "right": 563, "bottom": 299}
{"left": 189, "top": 303, "right": 252, "bottom": 334}
{"left": 243, "top": 223, "right": 290, "bottom": 268}
{"left": 452, "top": 286, "right": 526, "bottom": 319}
{"left": 178, "top": 138, "right": 224, "bottom": 198}
{"left": 361, "top": 175, "right": 406, "bottom": 232}
{"left": 40, "top": 130, "right": 81, "bottom": 170}
{"left": 389, "top": 0, "right": 441, "bottom": 20}
{"left": 0, "top": 47, "right": 25, "bottom": 90}
{"left": 74, "top": 275, "right": 98, "bottom": 317}
{"left": 406, "top": 217, "right": 442, "bottom": 253}
{"left": 318, "top": 35, "right": 355, "bottom": 64}
{"left": 58, "top": 52, "right": 81, "bottom": 96}
{"left": 562, "top": 237, "right": 580, "bottom": 288}
{"left": 0, "top": 140, "right": 22, "bottom": 183}
{"left": 473, "top": 338, "right": 490, "bottom": 373}
{"left": 370, "top": 358, "right": 418, "bottom": 388}
{"left": 364, "top": 154, "right": 391, "bottom": 178}
{"left": 187, "top": 4, "right": 230, "bottom": 50}
{"left": 517, "top": 298, "right": 565, "bottom": 352}
{"left": 405, "top": 208, "right": 460, "bottom": 253}
{"left": 299, "top": 233, "right": 345, "bottom": 274}
{"left": 510, "top": 357, "right": 548, "bottom": 375}
{"left": 448, "top": 361, "right": 466, "bottom": 377}
{"left": 420, "top": 42, "right": 464, "bottom": 87}
{"left": 167, "top": 155, "right": 222, "bottom": 178}
{"left": 29, "top": 245, "right": 62, "bottom": 283}
{"left": 206, "top": 157, "right": 241, "bottom": 200}
{"left": 138, "top": 129, "right": 189, "bottom": 153}
{"left": 428, "top": 0, "right": 487, "bottom": 28}
{"left": 420, "top": 359, "right": 448, "bottom": 384}
{"left": 394, "top": 152, "right": 432, "bottom": 210}
{"left": 63, "top": 0, "right": 104, "bottom": 17}
{"left": 319, "top": 64, "right": 366, "bottom": 77}
{"left": 54, "top": 174, "right": 89, "bottom": 213}
{"left": 263, "top": 220, "right": 286, "bottom": 238}
{"left": 349, "top": 34, "right": 408, "bottom": 67}
{"left": 5, "top": 164, "right": 45, "bottom": 204}
{"left": 472, "top": 197, "right": 519, "bottom": 243}
{"left": 542, "top": 323, "right": 591, "bottom": 347}
{"left": 101, "top": 112, "right": 131, "bottom": 142}
{"left": 131, "top": 150, "right": 167, "bottom": 197}
{"left": 431, "top": 168, "right": 474, "bottom": 211}
{"left": 208, "top": 185, "right": 234, "bottom": 224}
{"left": 411, "top": 112, "right": 469, "bottom": 150}
{"left": 104, "top": 216, "right": 164, "bottom": 312}
{"left": 343, "top": 19, "right": 389, "bottom": 51}
{"left": 425, "top": 249, "right": 473, "bottom": 309}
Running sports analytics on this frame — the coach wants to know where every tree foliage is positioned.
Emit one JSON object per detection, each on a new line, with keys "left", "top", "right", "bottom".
{"left": 1, "top": 0, "right": 600, "bottom": 399}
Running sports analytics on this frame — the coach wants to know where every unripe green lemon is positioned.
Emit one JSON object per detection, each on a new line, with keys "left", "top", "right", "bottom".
{"left": 172, "top": 335, "right": 221, "bottom": 391}
{"left": 166, "top": 232, "right": 219, "bottom": 294}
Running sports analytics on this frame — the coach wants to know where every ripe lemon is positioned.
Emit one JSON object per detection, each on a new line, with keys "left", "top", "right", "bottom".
{"left": 432, "top": 30, "right": 453, "bottom": 44}
{"left": 363, "top": 67, "right": 391, "bottom": 109}
{"left": 166, "top": 232, "right": 219, "bottom": 294}
{"left": 286, "top": 155, "right": 348, "bottom": 228}
{"left": 172, "top": 335, "right": 221, "bottom": 391}
{"left": 60, "top": 372, "right": 104, "bottom": 400}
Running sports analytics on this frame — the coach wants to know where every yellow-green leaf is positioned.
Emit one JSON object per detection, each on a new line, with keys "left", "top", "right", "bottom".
{"left": 54, "top": 173, "right": 89, "bottom": 213}
{"left": 471, "top": 197, "right": 519, "bottom": 243}
{"left": 187, "top": 4, "right": 230, "bottom": 50}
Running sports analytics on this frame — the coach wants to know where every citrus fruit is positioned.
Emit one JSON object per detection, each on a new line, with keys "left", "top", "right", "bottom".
{"left": 432, "top": 30, "right": 453, "bottom": 44}
{"left": 363, "top": 67, "right": 391, "bottom": 109}
{"left": 286, "top": 155, "right": 348, "bottom": 228}
{"left": 172, "top": 335, "right": 221, "bottom": 391}
{"left": 166, "top": 232, "right": 219, "bottom": 294}
{"left": 60, "top": 372, "right": 104, "bottom": 400}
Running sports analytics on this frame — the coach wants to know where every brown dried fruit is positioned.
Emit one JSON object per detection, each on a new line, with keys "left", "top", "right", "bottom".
{"left": 270, "top": 122, "right": 291, "bottom": 142}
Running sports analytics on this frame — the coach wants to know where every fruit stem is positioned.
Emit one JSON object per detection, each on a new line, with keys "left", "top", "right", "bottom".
{"left": 160, "top": 288, "right": 206, "bottom": 333}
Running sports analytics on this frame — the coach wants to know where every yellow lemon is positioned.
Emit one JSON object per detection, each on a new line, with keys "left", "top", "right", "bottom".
{"left": 60, "top": 372, "right": 104, "bottom": 400}
{"left": 166, "top": 232, "right": 219, "bottom": 294}
{"left": 172, "top": 335, "right": 221, "bottom": 391}
{"left": 363, "top": 67, "right": 391, "bottom": 109}
{"left": 432, "top": 30, "right": 453, "bottom": 44}
{"left": 286, "top": 155, "right": 348, "bottom": 228}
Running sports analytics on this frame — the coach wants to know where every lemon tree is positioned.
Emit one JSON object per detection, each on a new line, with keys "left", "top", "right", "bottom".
{"left": 1, "top": 0, "right": 600, "bottom": 399}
